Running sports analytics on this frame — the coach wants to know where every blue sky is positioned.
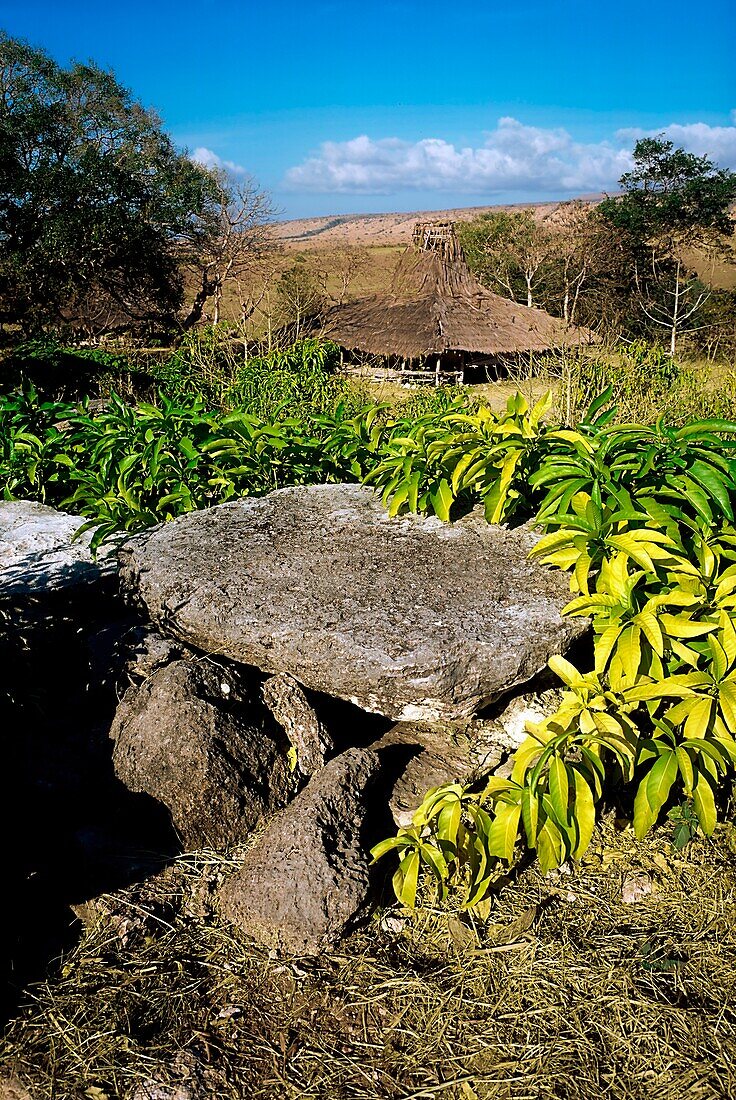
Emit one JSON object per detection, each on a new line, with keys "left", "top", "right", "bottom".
{"left": 2, "top": 0, "right": 735, "bottom": 219}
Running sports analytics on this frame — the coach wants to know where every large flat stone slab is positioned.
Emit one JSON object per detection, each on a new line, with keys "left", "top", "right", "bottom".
{"left": 119, "top": 484, "right": 586, "bottom": 722}
{"left": 0, "top": 500, "right": 114, "bottom": 598}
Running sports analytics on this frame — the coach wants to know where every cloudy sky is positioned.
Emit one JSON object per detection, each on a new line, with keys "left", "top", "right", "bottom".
{"left": 4, "top": 0, "right": 736, "bottom": 219}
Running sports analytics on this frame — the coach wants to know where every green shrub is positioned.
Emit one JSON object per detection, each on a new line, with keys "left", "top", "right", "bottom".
{"left": 556, "top": 342, "right": 736, "bottom": 425}
{"left": 0, "top": 386, "right": 380, "bottom": 548}
{"left": 225, "top": 338, "right": 365, "bottom": 420}
{"left": 371, "top": 388, "right": 736, "bottom": 912}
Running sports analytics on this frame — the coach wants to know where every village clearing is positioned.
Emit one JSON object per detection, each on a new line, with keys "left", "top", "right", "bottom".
{"left": 2, "top": 814, "right": 736, "bottom": 1100}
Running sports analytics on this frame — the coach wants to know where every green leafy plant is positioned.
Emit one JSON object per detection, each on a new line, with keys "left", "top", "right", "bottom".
{"left": 372, "top": 388, "right": 736, "bottom": 914}
{"left": 0, "top": 381, "right": 379, "bottom": 548}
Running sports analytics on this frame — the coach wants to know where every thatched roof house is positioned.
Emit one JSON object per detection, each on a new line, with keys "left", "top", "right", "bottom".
{"left": 323, "top": 221, "right": 594, "bottom": 382}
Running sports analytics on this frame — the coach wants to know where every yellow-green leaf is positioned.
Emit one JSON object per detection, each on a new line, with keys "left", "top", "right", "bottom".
{"left": 536, "top": 818, "right": 567, "bottom": 873}
{"left": 548, "top": 757, "right": 570, "bottom": 826}
{"left": 692, "top": 770, "right": 717, "bottom": 835}
{"left": 675, "top": 746, "right": 694, "bottom": 795}
{"left": 395, "top": 850, "right": 420, "bottom": 907}
{"left": 487, "top": 802, "right": 522, "bottom": 863}
{"left": 548, "top": 654, "right": 586, "bottom": 690}
{"left": 521, "top": 786, "right": 540, "bottom": 846}
{"left": 684, "top": 695, "right": 714, "bottom": 740}
{"left": 570, "top": 768, "right": 597, "bottom": 859}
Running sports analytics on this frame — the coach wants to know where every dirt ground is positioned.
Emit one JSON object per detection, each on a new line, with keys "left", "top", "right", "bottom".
{"left": 2, "top": 813, "right": 736, "bottom": 1100}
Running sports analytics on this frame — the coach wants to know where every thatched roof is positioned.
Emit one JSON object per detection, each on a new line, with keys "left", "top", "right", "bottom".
{"left": 323, "top": 221, "right": 595, "bottom": 360}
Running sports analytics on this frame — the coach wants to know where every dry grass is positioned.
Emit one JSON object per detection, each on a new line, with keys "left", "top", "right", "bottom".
{"left": 3, "top": 816, "right": 736, "bottom": 1100}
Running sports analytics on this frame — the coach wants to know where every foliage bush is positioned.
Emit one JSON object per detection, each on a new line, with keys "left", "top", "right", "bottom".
{"left": 0, "top": 386, "right": 386, "bottom": 549}
{"left": 0, "top": 341, "right": 480, "bottom": 550}
{"left": 370, "top": 388, "right": 736, "bottom": 913}
{"left": 558, "top": 341, "right": 736, "bottom": 426}
{"left": 224, "top": 338, "right": 366, "bottom": 419}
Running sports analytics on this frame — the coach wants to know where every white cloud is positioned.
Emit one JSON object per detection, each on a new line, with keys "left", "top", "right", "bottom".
{"left": 191, "top": 146, "right": 247, "bottom": 176}
{"left": 616, "top": 122, "right": 736, "bottom": 170}
{"left": 283, "top": 115, "right": 736, "bottom": 196}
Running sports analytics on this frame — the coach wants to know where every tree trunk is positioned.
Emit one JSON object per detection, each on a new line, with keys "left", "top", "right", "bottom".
{"left": 670, "top": 260, "right": 681, "bottom": 357}
{"left": 182, "top": 271, "right": 216, "bottom": 331}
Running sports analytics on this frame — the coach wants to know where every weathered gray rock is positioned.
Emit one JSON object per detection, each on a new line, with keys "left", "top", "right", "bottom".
{"left": 374, "top": 687, "right": 563, "bottom": 826}
{"left": 0, "top": 500, "right": 115, "bottom": 597}
{"left": 110, "top": 659, "right": 296, "bottom": 850}
{"left": 262, "top": 673, "right": 333, "bottom": 777}
{"left": 120, "top": 484, "right": 586, "bottom": 722}
{"left": 469, "top": 688, "right": 563, "bottom": 772}
{"left": 219, "top": 748, "right": 379, "bottom": 954}
{"left": 371, "top": 721, "right": 474, "bottom": 827}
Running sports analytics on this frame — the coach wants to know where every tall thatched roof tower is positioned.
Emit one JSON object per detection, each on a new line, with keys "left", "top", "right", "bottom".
{"left": 322, "top": 220, "right": 594, "bottom": 382}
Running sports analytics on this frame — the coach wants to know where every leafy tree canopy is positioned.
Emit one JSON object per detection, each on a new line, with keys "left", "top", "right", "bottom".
{"left": 0, "top": 33, "right": 225, "bottom": 335}
{"left": 599, "top": 137, "right": 736, "bottom": 245}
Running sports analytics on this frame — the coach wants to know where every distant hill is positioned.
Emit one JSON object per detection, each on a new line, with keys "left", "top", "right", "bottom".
{"left": 271, "top": 199, "right": 604, "bottom": 249}
{"left": 269, "top": 197, "right": 735, "bottom": 293}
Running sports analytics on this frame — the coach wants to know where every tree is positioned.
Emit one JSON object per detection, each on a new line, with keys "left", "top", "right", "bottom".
{"left": 457, "top": 210, "right": 555, "bottom": 307}
{"left": 0, "top": 34, "right": 269, "bottom": 337}
{"left": 544, "top": 202, "right": 610, "bottom": 324}
{"left": 325, "top": 245, "right": 370, "bottom": 305}
{"left": 275, "top": 259, "right": 328, "bottom": 342}
{"left": 180, "top": 173, "right": 274, "bottom": 329}
{"left": 599, "top": 138, "right": 736, "bottom": 354}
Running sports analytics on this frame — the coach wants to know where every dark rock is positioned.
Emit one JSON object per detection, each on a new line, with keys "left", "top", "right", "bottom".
{"left": 0, "top": 500, "right": 115, "bottom": 598}
{"left": 262, "top": 673, "right": 333, "bottom": 777}
{"left": 123, "top": 625, "right": 185, "bottom": 682}
{"left": 219, "top": 748, "right": 380, "bottom": 954}
{"left": 110, "top": 660, "right": 296, "bottom": 850}
{"left": 120, "top": 484, "right": 587, "bottom": 722}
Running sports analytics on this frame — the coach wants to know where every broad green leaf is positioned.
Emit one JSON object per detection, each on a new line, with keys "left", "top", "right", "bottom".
{"left": 595, "top": 623, "right": 623, "bottom": 673}
{"left": 692, "top": 770, "right": 717, "bottom": 835}
{"left": 521, "top": 785, "right": 540, "bottom": 847}
{"left": 659, "top": 614, "right": 716, "bottom": 640}
{"left": 684, "top": 695, "right": 714, "bottom": 740}
{"left": 437, "top": 799, "right": 462, "bottom": 848}
{"left": 633, "top": 776, "right": 657, "bottom": 839}
{"left": 536, "top": 818, "right": 567, "bottom": 873}
{"left": 548, "top": 654, "right": 586, "bottom": 690}
{"left": 633, "top": 751, "right": 678, "bottom": 838}
{"left": 718, "top": 680, "right": 736, "bottom": 731}
{"left": 487, "top": 802, "right": 521, "bottom": 863}
{"left": 548, "top": 756, "right": 570, "bottom": 826}
{"left": 370, "top": 835, "right": 412, "bottom": 861}
{"left": 646, "top": 750, "right": 679, "bottom": 820}
{"left": 675, "top": 746, "right": 694, "bottom": 795}
{"left": 637, "top": 610, "right": 664, "bottom": 657}
{"left": 429, "top": 478, "right": 454, "bottom": 522}
{"left": 570, "top": 768, "right": 597, "bottom": 859}
{"left": 617, "top": 624, "right": 642, "bottom": 681}
{"left": 395, "top": 850, "right": 420, "bottom": 907}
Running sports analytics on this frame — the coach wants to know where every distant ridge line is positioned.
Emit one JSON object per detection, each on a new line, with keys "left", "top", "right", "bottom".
{"left": 272, "top": 196, "right": 606, "bottom": 248}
